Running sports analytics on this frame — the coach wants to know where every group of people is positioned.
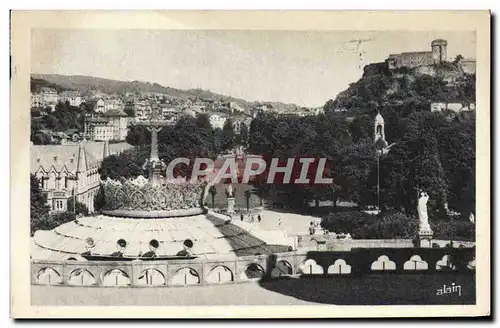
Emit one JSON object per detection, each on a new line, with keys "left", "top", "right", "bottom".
{"left": 240, "top": 212, "right": 262, "bottom": 223}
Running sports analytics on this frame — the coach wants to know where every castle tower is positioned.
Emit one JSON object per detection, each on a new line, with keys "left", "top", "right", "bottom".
{"left": 374, "top": 112, "right": 386, "bottom": 144}
{"left": 431, "top": 39, "right": 447, "bottom": 64}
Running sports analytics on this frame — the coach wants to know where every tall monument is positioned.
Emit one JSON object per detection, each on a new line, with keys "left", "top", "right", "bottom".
{"left": 417, "top": 190, "right": 433, "bottom": 247}
{"left": 136, "top": 107, "right": 168, "bottom": 186}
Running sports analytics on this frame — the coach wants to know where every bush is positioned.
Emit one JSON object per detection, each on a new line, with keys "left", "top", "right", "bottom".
{"left": 320, "top": 211, "right": 377, "bottom": 234}
{"left": 352, "top": 213, "right": 418, "bottom": 239}
{"left": 431, "top": 220, "right": 475, "bottom": 241}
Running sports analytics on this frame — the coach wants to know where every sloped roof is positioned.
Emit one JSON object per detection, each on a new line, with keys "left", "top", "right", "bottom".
{"left": 104, "top": 108, "right": 128, "bottom": 117}
{"left": 31, "top": 142, "right": 133, "bottom": 174}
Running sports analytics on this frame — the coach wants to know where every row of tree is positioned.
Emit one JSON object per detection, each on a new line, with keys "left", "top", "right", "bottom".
{"left": 101, "top": 114, "right": 248, "bottom": 181}
{"left": 247, "top": 107, "right": 475, "bottom": 220}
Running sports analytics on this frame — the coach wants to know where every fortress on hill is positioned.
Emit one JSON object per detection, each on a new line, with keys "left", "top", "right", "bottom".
{"left": 384, "top": 39, "right": 476, "bottom": 74}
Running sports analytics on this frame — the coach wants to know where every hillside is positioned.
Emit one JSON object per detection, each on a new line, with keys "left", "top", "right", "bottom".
{"left": 324, "top": 62, "right": 476, "bottom": 117}
{"left": 31, "top": 74, "right": 302, "bottom": 112}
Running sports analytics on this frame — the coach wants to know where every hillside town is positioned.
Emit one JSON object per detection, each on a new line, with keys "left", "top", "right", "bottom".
{"left": 31, "top": 85, "right": 324, "bottom": 145}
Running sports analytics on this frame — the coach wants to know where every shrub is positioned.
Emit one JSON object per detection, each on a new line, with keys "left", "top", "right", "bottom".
{"left": 352, "top": 213, "right": 418, "bottom": 239}
{"left": 320, "top": 211, "right": 377, "bottom": 234}
{"left": 431, "top": 220, "right": 475, "bottom": 241}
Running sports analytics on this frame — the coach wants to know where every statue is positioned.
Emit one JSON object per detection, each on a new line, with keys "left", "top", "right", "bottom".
{"left": 226, "top": 184, "right": 235, "bottom": 198}
{"left": 417, "top": 191, "right": 430, "bottom": 230}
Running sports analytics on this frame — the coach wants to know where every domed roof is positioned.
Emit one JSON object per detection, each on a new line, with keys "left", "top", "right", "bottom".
{"left": 431, "top": 39, "right": 447, "bottom": 46}
{"left": 31, "top": 212, "right": 291, "bottom": 261}
{"left": 375, "top": 112, "right": 384, "bottom": 124}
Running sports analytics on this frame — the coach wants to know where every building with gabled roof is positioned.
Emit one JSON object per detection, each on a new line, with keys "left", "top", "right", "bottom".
{"left": 31, "top": 141, "right": 132, "bottom": 213}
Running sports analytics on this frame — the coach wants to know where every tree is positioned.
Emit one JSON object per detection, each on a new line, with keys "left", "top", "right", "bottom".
{"left": 93, "top": 185, "right": 106, "bottom": 212}
{"left": 30, "top": 174, "right": 51, "bottom": 235}
{"left": 244, "top": 189, "right": 252, "bottom": 213}
{"left": 124, "top": 105, "right": 135, "bottom": 117}
{"left": 453, "top": 54, "right": 464, "bottom": 65}
{"left": 209, "top": 185, "right": 217, "bottom": 209}
{"left": 237, "top": 122, "right": 249, "bottom": 146}
{"left": 221, "top": 118, "right": 235, "bottom": 151}
{"left": 67, "top": 198, "right": 89, "bottom": 216}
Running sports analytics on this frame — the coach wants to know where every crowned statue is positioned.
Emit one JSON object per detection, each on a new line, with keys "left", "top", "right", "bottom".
{"left": 417, "top": 191, "right": 430, "bottom": 230}
{"left": 417, "top": 190, "right": 433, "bottom": 247}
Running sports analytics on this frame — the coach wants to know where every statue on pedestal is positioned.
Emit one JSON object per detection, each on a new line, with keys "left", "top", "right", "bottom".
{"left": 417, "top": 190, "right": 433, "bottom": 247}
{"left": 226, "top": 184, "right": 235, "bottom": 198}
{"left": 417, "top": 191, "right": 430, "bottom": 230}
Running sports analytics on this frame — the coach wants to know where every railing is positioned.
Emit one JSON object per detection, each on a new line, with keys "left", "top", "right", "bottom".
{"left": 31, "top": 247, "right": 475, "bottom": 288}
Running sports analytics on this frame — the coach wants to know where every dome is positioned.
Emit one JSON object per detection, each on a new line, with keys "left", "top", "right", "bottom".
{"left": 31, "top": 212, "right": 291, "bottom": 261}
{"left": 375, "top": 112, "right": 384, "bottom": 124}
{"left": 431, "top": 39, "right": 447, "bottom": 46}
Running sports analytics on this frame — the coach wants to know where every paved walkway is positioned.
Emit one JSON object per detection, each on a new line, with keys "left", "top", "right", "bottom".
{"left": 247, "top": 210, "right": 320, "bottom": 236}
{"left": 31, "top": 280, "right": 315, "bottom": 306}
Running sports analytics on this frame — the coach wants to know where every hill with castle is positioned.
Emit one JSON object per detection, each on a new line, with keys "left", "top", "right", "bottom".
{"left": 324, "top": 39, "right": 476, "bottom": 117}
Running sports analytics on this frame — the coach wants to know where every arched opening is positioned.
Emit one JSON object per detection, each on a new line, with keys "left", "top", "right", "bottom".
{"left": 68, "top": 268, "right": 96, "bottom": 286}
{"left": 270, "top": 260, "right": 293, "bottom": 278}
{"left": 102, "top": 269, "right": 131, "bottom": 286}
{"left": 327, "top": 259, "right": 352, "bottom": 274}
{"left": 240, "top": 263, "right": 265, "bottom": 280}
{"left": 298, "top": 259, "right": 324, "bottom": 275}
{"left": 36, "top": 267, "right": 62, "bottom": 285}
{"left": 171, "top": 267, "right": 200, "bottom": 285}
{"left": 206, "top": 265, "right": 234, "bottom": 283}
{"left": 137, "top": 268, "right": 166, "bottom": 286}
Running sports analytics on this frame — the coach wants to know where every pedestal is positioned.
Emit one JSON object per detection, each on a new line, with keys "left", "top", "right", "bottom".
{"left": 227, "top": 197, "right": 235, "bottom": 215}
{"left": 418, "top": 227, "right": 433, "bottom": 248}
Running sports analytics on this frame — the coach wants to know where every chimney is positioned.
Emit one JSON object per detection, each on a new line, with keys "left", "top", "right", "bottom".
{"left": 103, "top": 140, "right": 110, "bottom": 158}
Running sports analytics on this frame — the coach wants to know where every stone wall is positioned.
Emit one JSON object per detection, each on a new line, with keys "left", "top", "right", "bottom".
{"left": 32, "top": 247, "right": 475, "bottom": 287}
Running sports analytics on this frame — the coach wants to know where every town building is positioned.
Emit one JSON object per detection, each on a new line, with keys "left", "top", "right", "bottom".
{"left": 84, "top": 109, "right": 132, "bottom": 142}
{"left": 104, "top": 98, "right": 124, "bottom": 112}
{"left": 31, "top": 141, "right": 132, "bottom": 213}
{"left": 430, "top": 102, "right": 476, "bottom": 113}
{"left": 104, "top": 109, "right": 132, "bottom": 141}
{"left": 209, "top": 112, "right": 228, "bottom": 129}
{"left": 81, "top": 99, "right": 105, "bottom": 113}
{"left": 58, "top": 91, "right": 83, "bottom": 107}
{"left": 31, "top": 93, "right": 43, "bottom": 108}
{"left": 39, "top": 87, "right": 59, "bottom": 105}
{"left": 232, "top": 115, "right": 252, "bottom": 134}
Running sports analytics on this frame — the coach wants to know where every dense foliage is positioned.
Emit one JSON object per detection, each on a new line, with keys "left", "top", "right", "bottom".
{"left": 103, "top": 115, "right": 236, "bottom": 180}
{"left": 31, "top": 101, "right": 87, "bottom": 144}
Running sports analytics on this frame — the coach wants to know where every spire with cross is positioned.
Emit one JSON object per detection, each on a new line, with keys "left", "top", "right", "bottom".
{"left": 132, "top": 105, "right": 168, "bottom": 186}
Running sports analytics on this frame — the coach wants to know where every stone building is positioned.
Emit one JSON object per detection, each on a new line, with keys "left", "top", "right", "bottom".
{"left": 386, "top": 39, "right": 448, "bottom": 70}
{"left": 31, "top": 141, "right": 132, "bottom": 213}
{"left": 58, "top": 91, "right": 83, "bottom": 107}
{"left": 84, "top": 109, "right": 132, "bottom": 141}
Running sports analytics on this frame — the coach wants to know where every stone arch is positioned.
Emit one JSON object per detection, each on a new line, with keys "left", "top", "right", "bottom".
{"left": 436, "top": 255, "right": 456, "bottom": 271}
{"left": 403, "top": 255, "right": 428, "bottom": 271}
{"left": 137, "top": 268, "right": 166, "bottom": 286}
{"left": 68, "top": 268, "right": 96, "bottom": 286}
{"left": 240, "top": 263, "right": 265, "bottom": 280}
{"left": 327, "top": 259, "right": 352, "bottom": 274}
{"left": 102, "top": 269, "right": 131, "bottom": 286}
{"left": 371, "top": 255, "right": 396, "bottom": 271}
{"left": 36, "top": 267, "right": 62, "bottom": 285}
{"left": 270, "top": 260, "right": 293, "bottom": 278}
{"left": 206, "top": 265, "right": 234, "bottom": 283}
{"left": 298, "top": 259, "right": 324, "bottom": 275}
{"left": 171, "top": 267, "right": 200, "bottom": 285}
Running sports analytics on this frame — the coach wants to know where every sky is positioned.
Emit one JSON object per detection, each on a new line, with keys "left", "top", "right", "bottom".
{"left": 31, "top": 30, "right": 476, "bottom": 107}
